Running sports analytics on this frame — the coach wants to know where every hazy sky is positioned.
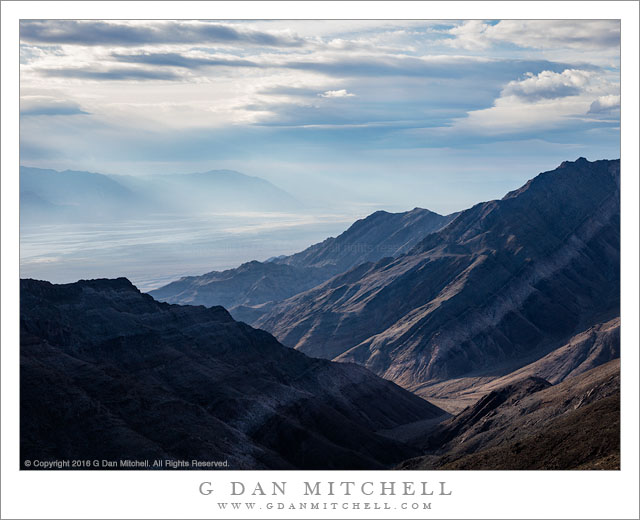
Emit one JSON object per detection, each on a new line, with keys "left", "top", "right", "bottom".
{"left": 20, "top": 20, "right": 620, "bottom": 214}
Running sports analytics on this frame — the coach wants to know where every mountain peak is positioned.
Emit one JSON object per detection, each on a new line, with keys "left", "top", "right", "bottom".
{"left": 76, "top": 277, "right": 138, "bottom": 291}
{"left": 560, "top": 156, "right": 590, "bottom": 168}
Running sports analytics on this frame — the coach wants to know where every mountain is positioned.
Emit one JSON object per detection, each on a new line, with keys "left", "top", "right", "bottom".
{"left": 150, "top": 207, "right": 456, "bottom": 316}
{"left": 279, "top": 207, "right": 456, "bottom": 272}
{"left": 397, "top": 359, "right": 620, "bottom": 470}
{"left": 20, "top": 278, "right": 446, "bottom": 470}
{"left": 149, "top": 260, "right": 334, "bottom": 312}
{"left": 20, "top": 166, "right": 145, "bottom": 223}
{"left": 111, "top": 169, "right": 301, "bottom": 213}
{"left": 408, "top": 316, "right": 620, "bottom": 414}
{"left": 20, "top": 166, "right": 300, "bottom": 223}
{"left": 481, "top": 316, "right": 620, "bottom": 386}
{"left": 254, "top": 158, "right": 620, "bottom": 394}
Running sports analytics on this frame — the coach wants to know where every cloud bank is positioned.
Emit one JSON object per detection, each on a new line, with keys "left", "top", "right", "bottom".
{"left": 19, "top": 19, "right": 620, "bottom": 212}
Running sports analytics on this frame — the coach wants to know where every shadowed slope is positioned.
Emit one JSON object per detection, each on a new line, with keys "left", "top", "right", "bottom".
{"left": 398, "top": 359, "right": 620, "bottom": 470}
{"left": 21, "top": 278, "right": 446, "bottom": 470}
{"left": 256, "top": 159, "right": 619, "bottom": 391}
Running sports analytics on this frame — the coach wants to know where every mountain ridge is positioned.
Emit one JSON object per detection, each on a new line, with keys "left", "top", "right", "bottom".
{"left": 398, "top": 359, "right": 620, "bottom": 470}
{"left": 21, "top": 277, "right": 446, "bottom": 470}
{"left": 150, "top": 206, "right": 457, "bottom": 314}
{"left": 20, "top": 165, "right": 301, "bottom": 222}
{"left": 254, "top": 158, "right": 620, "bottom": 395}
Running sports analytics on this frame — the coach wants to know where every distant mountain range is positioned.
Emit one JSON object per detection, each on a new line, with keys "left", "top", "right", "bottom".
{"left": 155, "top": 159, "right": 620, "bottom": 402}
{"left": 21, "top": 277, "right": 445, "bottom": 470}
{"left": 150, "top": 207, "right": 456, "bottom": 313}
{"left": 113, "top": 169, "right": 301, "bottom": 213}
{"left": 20, "top": 166, "right": 143, "bottom": 222}
{"left": 20, "top": 157, "right": 621, "bottom": 470}
{"left": 20, "top": 166, "right": 300, "bottom": 223}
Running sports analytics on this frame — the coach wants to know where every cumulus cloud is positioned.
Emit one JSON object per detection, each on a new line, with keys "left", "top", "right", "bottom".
{"left": 20, "top": 20, "right": 304, "bottom": 47}
{"left": 319, "top": 89, "right": 355, "bottom": 98}
{"left": 448, "top": 20, "right": 620, "bottom": 51}
{"left": 20, "top": 96, "right": 89, "bottom": 116}
{"left": 588, "top": 94, "right": 621, "bottom": 114}
{"left": 442, "top": 70, "right": 618, "bottom": 136}
{"left": 502, "top": 69, "right": 592, "bottom": 102}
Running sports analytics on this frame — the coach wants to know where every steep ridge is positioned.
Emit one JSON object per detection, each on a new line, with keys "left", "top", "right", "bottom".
{"left": 280, "top": 207, "right": 456, "bottom": 272}
{"left": 398, "top": 359, "right": 620, "bottom": 470}
{"left": 480, "top": 316, "right": 620, "bottom": 386}
{"left": 149, "top": 261, "right": 333, "bottom": 312}
{"left": 256, "top": 158, "right": 620, "bottom": 390}
{"left": 20, "top": 278, "right": 446, "bottom": 470}
{"left": 409, "top": 316, "right": 620, "bottom": 413}
{"left": 150, "top": 207, "right": 456, "bottom": 315}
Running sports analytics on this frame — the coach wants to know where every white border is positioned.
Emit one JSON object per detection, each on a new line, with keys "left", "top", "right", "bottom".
{"left": 2, "top": 2, "right": 638, "bottom": 519}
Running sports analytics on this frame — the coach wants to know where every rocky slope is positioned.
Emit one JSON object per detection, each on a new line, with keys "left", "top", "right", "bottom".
{"left": 398, "top": 359, "right": 620, "bottom": 470}
{"left": 256, "top": 158, "right": 620, "bottom": 391}
{"left": 149, "top": 207, "right": 456, "bottom": 315}
{"left": 20, "top": 278, "right": 446, "bottom": 470}
{"left": 481, "top": 316, "right": 620, "bottom": 386}
{"left": 149, "top": 261, "right": 333, "bottom": 312}
{"left": 409, "top": 316, "right": 620, "bottom": 413}
{"left": 279, "top": 207, "right": 456, "bottom": 273}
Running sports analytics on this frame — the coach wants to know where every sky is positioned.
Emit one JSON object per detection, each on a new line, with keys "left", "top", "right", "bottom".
{"left": 19, "top": 19, "right": 621, "bottom": 214}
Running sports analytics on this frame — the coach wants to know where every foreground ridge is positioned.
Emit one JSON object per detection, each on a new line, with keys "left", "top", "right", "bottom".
{"left": 20, "top": 277, "right": 446, "bottom": 470}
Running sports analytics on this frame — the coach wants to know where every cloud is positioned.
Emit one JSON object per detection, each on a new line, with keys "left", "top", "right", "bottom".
{"left": 588, "top": 94, "right": 621, "bottom": 114}
{"left": 258, "top": 86, "right": 321, "bottom": 98}
{"left": 39, "top": 67, "right": 180, "bottom": 81}
{"left": 110, "top": 51, "right": 575, "bottom": 83}
{"left": 319, "top": 89, "right": 355, "bottom": 98}
{"left": 112, "top": 52, "right": 261, "bottom": 69}
{"left": 502, "top": 69, "right": 592, "bottom": 101}
{"left": 19, "top": 20, "right": 304, "bottom": 47}
{"left": 440, "top": 69, "right": 618, "bottom": 137}
{"left": 20, "top": 96, "right": 89, "bottom": 116}
{"left": 17, "top": 19, "right": 620, "bottom": 189}
{"left": 284, "top": 55, "right": 573, "bottom": 80}
{"left": 20, "top": 43, "right": 65, "bottom": 64}
{"left": 448, "top": 20, "right": 620, "bottom": 51}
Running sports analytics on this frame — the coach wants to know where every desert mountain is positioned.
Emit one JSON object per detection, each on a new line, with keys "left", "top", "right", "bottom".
{"left": 112, "top": 169, "right": 301, "bottom": 213}
{"left": 397, "top": 359, "right": 620, "bottom": 470}
{"left": 279, "top": 207, "right": 456, "bottom": 272}
{"left": 20, "top": 166, "right": 144, "bottom": 223}
{"left": 150, "top": 207, "right": 456, "bottom": 314}
{"left": 409, "top": 316, "right": 620, "bottom": 413}
{"left": 20, "top": 278, "right": 445, "bottom": 470}
{"left": 254, "top": 158, "right": 620, "bottom": 394}
{"left": 20, "top": 166, "right": 300, "bottom": 223}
